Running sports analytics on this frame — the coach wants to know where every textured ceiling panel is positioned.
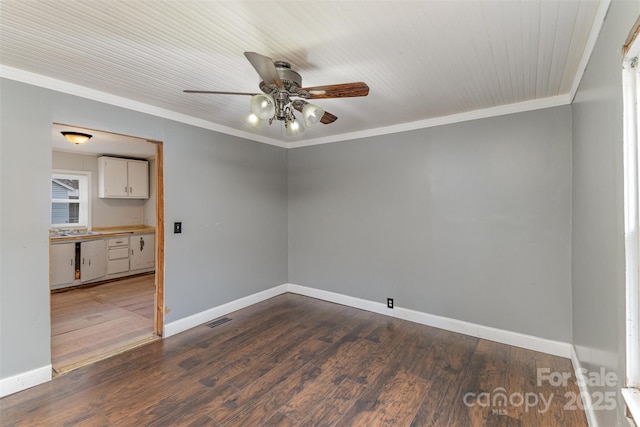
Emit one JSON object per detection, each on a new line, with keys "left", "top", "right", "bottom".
{"left": 0, "top": 1, "right": 602, "bottom": 145}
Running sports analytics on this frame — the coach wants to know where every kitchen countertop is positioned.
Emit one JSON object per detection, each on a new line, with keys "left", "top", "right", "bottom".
{"left": 50, "top": 225, "right": 156, "bottom": 242}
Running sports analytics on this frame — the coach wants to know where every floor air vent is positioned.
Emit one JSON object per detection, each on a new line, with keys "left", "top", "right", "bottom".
{"left": 206, "top": 317, "right": 232, "bottom": 328}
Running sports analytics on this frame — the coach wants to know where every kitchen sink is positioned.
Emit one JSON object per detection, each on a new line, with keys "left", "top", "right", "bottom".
{"left": 50, "top": 230, "right": 101, "bottom": 238}
{"left": 64, "top": 230, "right": 101, "bottom": 236}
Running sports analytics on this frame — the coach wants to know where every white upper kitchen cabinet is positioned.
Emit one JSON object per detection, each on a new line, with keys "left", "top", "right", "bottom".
{"left": 127, "top": 160, "right": 149, "bottom": 198}
{"left": 98, "top": 156, "right": 149, "bottom": 199}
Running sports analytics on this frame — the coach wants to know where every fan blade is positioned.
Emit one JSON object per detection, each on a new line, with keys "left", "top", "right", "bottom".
{"left": 293, "top": 100, "right": 338, "bottom": 124}
{"left": 319, "top": 110, "right": 338, "bottom": 124}
{"left": 183, "top": 90, "right": 257, "bottom": 95}
{"left": 298, "top": 82, "right": 369, "bottom": 99}
{"left": 244, "top": 52, "right": 284, "bottom": 89}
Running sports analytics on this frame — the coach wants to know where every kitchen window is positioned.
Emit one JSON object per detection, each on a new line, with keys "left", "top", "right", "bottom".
{"left": 51, "top": 170, "right": 90, "bottom": 228}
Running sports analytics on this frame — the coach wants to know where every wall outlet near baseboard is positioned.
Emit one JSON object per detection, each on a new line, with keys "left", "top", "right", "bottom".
{"left": 387, "top": 298, "right": 394, "bottom": 309}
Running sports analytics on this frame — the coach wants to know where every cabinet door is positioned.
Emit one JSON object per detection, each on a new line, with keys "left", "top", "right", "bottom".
{"left": 80, "top": 239, "right": 107, "bottom": 283}
{"left": 127, "top": 161, "right": 149, "bottom": 199}
{"left": 51, "top": 243, "right": 76, "bottom": 287}
{"left": 107, "top": 244, "right": 130, "bottom": 275}
{"left": 99, "top": 157, "right": 128, "bottom": 198}
{"left": 108, "top": 258, "right": 130, "bottom": 275}
{"left": 130, "top": 234, "right": 155, "bottom": 271}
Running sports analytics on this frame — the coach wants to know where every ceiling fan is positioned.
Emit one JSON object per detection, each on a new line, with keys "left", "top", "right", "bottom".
{"left": 184, "top": 52, "right": 369, "bottom": 135}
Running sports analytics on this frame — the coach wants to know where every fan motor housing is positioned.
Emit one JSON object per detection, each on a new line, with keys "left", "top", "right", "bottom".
{"left": 259, "top": 61, "right": 302, "bottom": 94}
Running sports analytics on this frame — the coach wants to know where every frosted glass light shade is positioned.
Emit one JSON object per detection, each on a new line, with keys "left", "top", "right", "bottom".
{"left": 284, "top": 118, "right": 305, "bottom": 136}
{"left": 245, "top": 112, "right": 262, "bottom": 128}
{"left": 61, "top": 131, "right": 92, "bottom": 144}
{"left": 250, "top": 94, "right": 276, "bottom": 120}
{"left": 302, "top": 103, "right": 324, "bottom": 127}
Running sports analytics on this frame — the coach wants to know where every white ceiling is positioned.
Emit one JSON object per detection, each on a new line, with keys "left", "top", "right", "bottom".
{"left": 1, "top": 1, "right": 607, "bottom": 148}
{"left": 52, "top": 123, "right": 156, "bottom": 159}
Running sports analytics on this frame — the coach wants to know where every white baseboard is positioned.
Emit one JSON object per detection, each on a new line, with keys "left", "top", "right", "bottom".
{"left": 622, "top": 388, "right": 640, "bottom": 427}
{"left": 2, "top": 282, "right": 573, "bottom": 398}
{"left": 570, "top": 345, "right": 599, "bottom": 427}
{"left": 0, "top": 364, "right": 52, "bottom": 398}
{"left": 163, "top": 284, "right": 288, "bottom": 337}
{"left": 286, "top": 283, "right": 572, "bottom": 358}
{"left": 167, "top": 282, "right": 572, "bottom": 358}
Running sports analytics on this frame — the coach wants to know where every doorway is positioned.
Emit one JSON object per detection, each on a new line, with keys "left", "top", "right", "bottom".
{"left": 49, "top": 124, "right": 164, "bottom": 374}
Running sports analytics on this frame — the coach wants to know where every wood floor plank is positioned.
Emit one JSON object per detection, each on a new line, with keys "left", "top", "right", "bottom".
{"left": 445, "top": 338, "right": 510, "bottom": 426}
{"left": 407, "top": 328, "right": 480, "bottom": 426}
{"left": 173, "top": 301, "right": 309, "bottom": 372}
{"left": 99, "top": 366, "right": 188, "bottom": 423}
{"left": 264, "top": 410, "right": 300, "bottom": 427}
{"left": 410, "top": 373, "right": 461, "bottom": 426}
{"left": 527, "top": 351, "right": 590, "bottom": 426}
{"left": 220, "top": 362, "right": 324, "bottom": 426}
{"left": 2, "top": 294, "right": 589, "bottom": 427}
{"left": 119, "top": 382, "right": 235, "bottom": 426}
{"left": 336, "top": 364, "right": 431, "bottom": 426}
{"left": 184, "top": 414, "right": 218, "bottom": 426}
{"left": 205, "top": 354, "right": 314, "bottom": 424}
{"left": 50, "top": 274, "right": 156, "bottom": 372}
{"left": 300, "top": 378, "right": 368, "bottom": 426}
{"left": 199, "top": 310, "right": 348, "bottom": 390}
{"left": 65, "top": 412, "right": 113, "bottom": 426}
{"left": 278, "top": 361, "right": 348, "bottom": 422}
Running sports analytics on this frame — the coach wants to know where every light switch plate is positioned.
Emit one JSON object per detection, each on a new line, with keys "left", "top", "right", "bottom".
{"left": 174, "top": 222, "right": 182, "bottom": 234}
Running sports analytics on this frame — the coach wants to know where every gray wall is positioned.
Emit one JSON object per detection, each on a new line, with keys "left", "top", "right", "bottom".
{"left": 288, "top": 106, "right": 573, "bottom": 342}
{"left": 571, "top": 1, "right": 640, "bottom": 426}
{"left": 0, "top": 80, "right": 54, "bottom": 381}
{"left": 0, "top": 78, "right": 288, "bottom": 380}
{"left": 162, "top": 121, "right": 288, "bottom": 319}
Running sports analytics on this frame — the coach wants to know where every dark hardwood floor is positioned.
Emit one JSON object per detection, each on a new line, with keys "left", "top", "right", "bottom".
{"left": 1, "top": 293, "right": 587, "bottom": 426}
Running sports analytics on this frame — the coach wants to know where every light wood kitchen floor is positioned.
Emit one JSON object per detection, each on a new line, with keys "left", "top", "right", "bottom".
{"left": 50, "top": 273, "right": 157, "bottom": 374}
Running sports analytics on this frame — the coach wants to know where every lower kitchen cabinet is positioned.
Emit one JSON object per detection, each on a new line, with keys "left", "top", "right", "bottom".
{"left": 80, "top": 239, "right": 107, "bottom": 283}
{"left": 107, "top": 237, "right": 130, "bottom": 275}
{"left": 50, "top": 231, "right": 155, "bottom": 289}
{"left": 50, "top": 242, "right": 76, "bottom": 288}
{"left": 130, "top": 234, "right": 155, "bottom": 271}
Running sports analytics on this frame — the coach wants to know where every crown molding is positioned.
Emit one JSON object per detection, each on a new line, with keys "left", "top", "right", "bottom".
{"left": 0, "top": 65, "right": 288, "bottom": 148}
{"left": 288, "top": 94, "right": 572, "bottom": 148}
{"left": 2, "top": 64, "right": 574, "bottom": 150}
{"left": 569, "top": 0, "right": 612, "bottom": 103}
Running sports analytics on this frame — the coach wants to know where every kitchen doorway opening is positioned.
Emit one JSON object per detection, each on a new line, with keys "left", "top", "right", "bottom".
{"left": 49, "top": 125, "right": 164, "bottom": 374}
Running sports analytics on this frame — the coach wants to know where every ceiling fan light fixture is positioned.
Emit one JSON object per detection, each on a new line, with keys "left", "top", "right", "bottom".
{"left": 250, "top": 94, "right": 276, "bottom": 120}
{"left": 302, "top": 103, "right": 325, "bottom": 127}
{"left": 61, "top": 131, "right": 92, "bottom": 144}
{"left": 244, "top": 112, "right": 262, "bottom": 129}
{"left": 284, "top": 117, "right": 305, "bottom": 136}
{"left": 185, "top": 52, "right": 369, "bottom": 134}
